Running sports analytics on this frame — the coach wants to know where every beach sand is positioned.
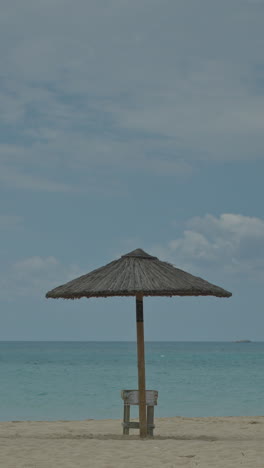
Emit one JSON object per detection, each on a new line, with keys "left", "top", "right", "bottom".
{"left": 0, "top": 416, "right": 263, "bottom": 468}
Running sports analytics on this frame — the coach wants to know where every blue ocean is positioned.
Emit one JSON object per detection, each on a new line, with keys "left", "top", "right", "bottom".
{"left": 1, "top": 341, "right": 264, "bottom": 421}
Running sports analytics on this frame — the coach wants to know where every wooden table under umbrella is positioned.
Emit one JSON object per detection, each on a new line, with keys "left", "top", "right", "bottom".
{"left": 46, "top": 248, "right": 232, "bottom": 438}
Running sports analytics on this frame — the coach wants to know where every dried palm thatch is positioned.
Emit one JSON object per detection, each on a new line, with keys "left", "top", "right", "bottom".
{"left": 46, "top": 248, "right": 232, "bottom": 299}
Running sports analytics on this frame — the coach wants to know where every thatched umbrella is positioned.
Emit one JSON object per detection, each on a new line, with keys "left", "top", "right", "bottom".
{"left": 46, "top": 248, "right": 232, "bottom": 437}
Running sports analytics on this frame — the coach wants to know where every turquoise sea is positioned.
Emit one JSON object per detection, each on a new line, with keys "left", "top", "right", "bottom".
{"left": 1, "top": 341, "right": 264, "bottom": 421}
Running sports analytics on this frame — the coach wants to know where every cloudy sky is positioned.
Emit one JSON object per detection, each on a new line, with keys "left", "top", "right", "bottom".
{"left": 1, "top": 0, "right": 264, "bottom": 341}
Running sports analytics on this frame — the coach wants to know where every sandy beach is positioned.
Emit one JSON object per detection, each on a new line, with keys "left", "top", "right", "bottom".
{"left": 0, "top": 416, "right": 263, "bottom": 468}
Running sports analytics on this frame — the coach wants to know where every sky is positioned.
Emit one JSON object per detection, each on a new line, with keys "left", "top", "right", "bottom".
{"left": 0, "top": 0, "right": 264, "bottom": 341}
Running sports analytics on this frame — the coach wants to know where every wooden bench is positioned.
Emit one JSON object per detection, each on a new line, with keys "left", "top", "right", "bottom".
{"left": 121, "top": 390, "right": 158, "bottom": 436}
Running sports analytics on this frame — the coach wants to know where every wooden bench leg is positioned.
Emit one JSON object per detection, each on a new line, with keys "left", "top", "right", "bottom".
{"left": 147, "top": 406, "right": 154, "bottom": 436}
{"left": 123, "top": 405, "right": 130, "bottom": 435}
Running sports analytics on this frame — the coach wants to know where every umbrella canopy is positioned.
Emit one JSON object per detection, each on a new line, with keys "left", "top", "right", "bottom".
{"left": 46, "top": 248, "right": 232, "bottom": 438}
{"left": 46, "top": 248, "right": 232, "bottom": 299}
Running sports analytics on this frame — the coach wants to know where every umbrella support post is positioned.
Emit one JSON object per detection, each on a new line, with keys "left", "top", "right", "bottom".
{"left": 136, "top": 293, "right": 147, "bottom": 438}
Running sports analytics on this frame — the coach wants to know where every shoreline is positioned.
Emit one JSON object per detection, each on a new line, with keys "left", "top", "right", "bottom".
{"left": 1, "top": 416, "right": 263, "bottom": 467}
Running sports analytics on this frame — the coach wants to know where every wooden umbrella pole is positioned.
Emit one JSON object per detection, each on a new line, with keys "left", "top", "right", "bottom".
{"left": 136, "top": 293, "right": 147, "bottom": 438}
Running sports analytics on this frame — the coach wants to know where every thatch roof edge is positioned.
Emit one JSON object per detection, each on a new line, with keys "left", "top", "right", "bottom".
{"left": 46, "top": 289, "right": 232, "bottom": 299}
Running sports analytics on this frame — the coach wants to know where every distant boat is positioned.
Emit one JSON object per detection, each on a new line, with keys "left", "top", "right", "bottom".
{"left": 234, "top": 340, "right": 252, "bottom": 343}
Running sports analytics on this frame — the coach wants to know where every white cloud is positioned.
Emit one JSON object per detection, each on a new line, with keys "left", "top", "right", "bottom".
{"left": 188, "top": 213, "right": 264, "bottom": 239}
{"left": 0, "top": 215, "right": 23, "bottom": 229}
{"left": 0, "top": 256, "right": 84, "bottom": 299}
{"left": 14, "top": 256, "right": 59, "bottom": 273}
{"left": 0, "top": 0, "right": 264, "bottom": 190}
{"left": 0, "top": 165, "right": 76, "bottom": 192}
{"left": 1, "top": 213, "right": 264, "bottom": 299}
{"left": 157, "top": 213, "right": 264, "bottom": 280}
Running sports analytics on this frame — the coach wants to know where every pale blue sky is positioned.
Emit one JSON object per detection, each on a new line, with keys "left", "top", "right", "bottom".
{"left": 1, "top": 0, "right": 264, "bottom": 341}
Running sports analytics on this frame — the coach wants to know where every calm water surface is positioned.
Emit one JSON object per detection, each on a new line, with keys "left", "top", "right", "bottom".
{"left": 1, "top": 341, "right": 264, "bottom": 421}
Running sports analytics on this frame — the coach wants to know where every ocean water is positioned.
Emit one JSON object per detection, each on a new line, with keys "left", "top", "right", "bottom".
{"left": 1, "top": 341, "right": 264, "bottom": 421}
